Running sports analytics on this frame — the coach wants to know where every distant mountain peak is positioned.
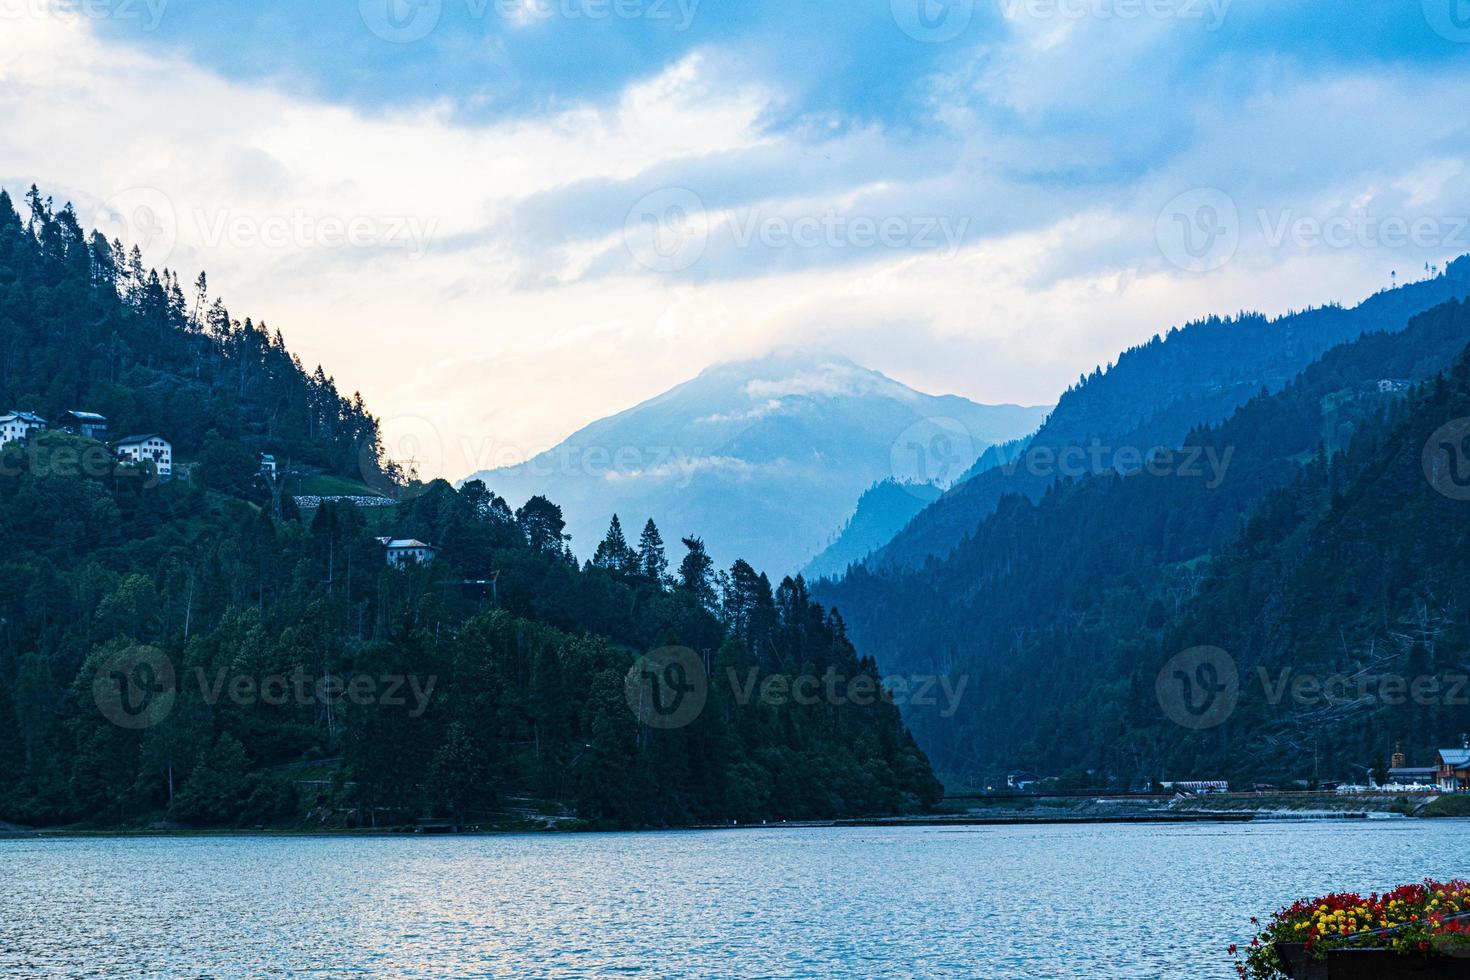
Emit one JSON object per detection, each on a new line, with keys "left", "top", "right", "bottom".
{"left": 465, "top": 354, "right": 1051, "bottom": 575}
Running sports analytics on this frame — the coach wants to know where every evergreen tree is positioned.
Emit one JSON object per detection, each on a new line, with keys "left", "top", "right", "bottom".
{"left": 678, "top": 536, "right": 716, "bottom": 609}
{"left": 515, "top": 495, "right": 567, "bottom": 555}
{"left": 591, "top": 514, "right": 636, "bottom": 574}
{"left": 636, "top": 518, "right": 667, "bottom": 584}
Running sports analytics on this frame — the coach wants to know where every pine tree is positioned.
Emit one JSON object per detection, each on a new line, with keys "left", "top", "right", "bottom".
{"left": 678, "top": 536, "right": 716, "bottom": 609}
{"left": 592, "top": 514, "right": 636, "bottom": 574}
{"left": 636, "top": 518, "right": 667, "bottom": 584}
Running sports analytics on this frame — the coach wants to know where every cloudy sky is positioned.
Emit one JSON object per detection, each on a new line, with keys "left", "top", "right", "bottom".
{"left": 3, "top": 0, "right": 1469, "bottom": 479}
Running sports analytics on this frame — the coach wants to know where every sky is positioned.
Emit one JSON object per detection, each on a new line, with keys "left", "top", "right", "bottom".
{"left": 3, "top": 0, "right": 1470, "bottom": 481}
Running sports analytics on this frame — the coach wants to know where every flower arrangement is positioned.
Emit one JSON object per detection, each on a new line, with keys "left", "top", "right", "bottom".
{"left": 1235, "top": 879, "right": 1470, "bottom": 979}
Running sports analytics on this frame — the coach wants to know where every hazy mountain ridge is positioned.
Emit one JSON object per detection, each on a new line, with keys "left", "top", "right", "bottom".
{"left": 866, "top": 257, "right": 1470, "bottom": 571}
{"left": 814, "top": 293, "right": 1470, "bottom": 786}
{"left": 464, "top": 354, "right": 1051, "bottom": 575}
{"left": 801, "top": 479, "right": 944, "bottom": 581}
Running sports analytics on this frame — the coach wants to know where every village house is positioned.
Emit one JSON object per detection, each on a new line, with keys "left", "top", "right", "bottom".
{"left": 1160, "top": 780, "right": 1230, "bottom": 795}
{"left": 378, "top": 537, "right": 436, "bottom": 568}
{"left": 1387, "top": 744, "right": 1439, "bottom": 787}
{"left": 0, "top": 410, "right": 46, "bottom": 448}
{"left": 115, "top": 434, "right": 172, "bottom": 478}
{"left": 259, "top": 454, "right": 277, "bottom": 478}
{"left": 1006, "top": 770, "right": 1041, "bottom": 791}
{"left": 1437, "top": 736, "right": 1470, "bottom": 792}
{"left": 57, "top": 410, "right": 109, "bottom": 441}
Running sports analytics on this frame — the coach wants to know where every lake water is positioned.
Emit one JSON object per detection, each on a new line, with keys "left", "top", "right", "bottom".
{"left": 3, "top": 820, "right": 1466, "bottom": 978}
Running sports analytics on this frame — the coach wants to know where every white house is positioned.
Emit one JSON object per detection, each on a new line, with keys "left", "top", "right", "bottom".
{"left": 259, "top": 454, "right": 277, "bottom": 478}
{"left": 115, "top": 434, "right": 172, "bottom": 478}
{"left": 379, "top": 537, "right": 436, "bottom": 567}
{"left": 0, "top": 410, "right": 46, "bottom": 448}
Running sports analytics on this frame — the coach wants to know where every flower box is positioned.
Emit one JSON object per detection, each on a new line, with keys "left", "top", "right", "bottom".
{"left": 1276, "top": 943, "right": 1470, "bottom": 979}
{"left": 1238, "top": 881, "right": 1470, "bottom": 979}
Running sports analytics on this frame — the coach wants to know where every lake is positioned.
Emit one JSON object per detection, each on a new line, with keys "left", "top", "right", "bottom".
{"left": 3, "top": 820, "right": 1465, "bottom": 978}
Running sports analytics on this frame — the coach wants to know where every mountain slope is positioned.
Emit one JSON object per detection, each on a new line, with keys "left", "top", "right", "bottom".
{"left": 0, "top": 188, "right": 380, "bottom": 484}
{"left": 465, "top": 354, "right": 1050, "bottom": 575}
{"left": 815, "top": 296, "right": 1470, "bottom": 785}
{"left": 801, "top": 479, "right": 944, "bottom": 581}
{"left": 0, "top": 188, "right": 943, "bottom": 830}
{"left": 866, "top": 258, "right": 1470, "bottom": 572}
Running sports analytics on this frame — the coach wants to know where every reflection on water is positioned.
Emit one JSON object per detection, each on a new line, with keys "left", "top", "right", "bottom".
{"left": 2, "top": 821, "right": 1465, "bottom": 978}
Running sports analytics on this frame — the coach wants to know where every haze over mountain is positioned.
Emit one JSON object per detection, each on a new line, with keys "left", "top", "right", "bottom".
{"left": 801, "top": 479, "right": 943, "bottom": 582}
{"left": 814, "top": 292, "right": 1470, "bottom": 788}
{"left": 464, "top": 354, "right": 1050, "bottom": 575}
{"left": 861, "top": 258, "right": 1470, "bottom": 573}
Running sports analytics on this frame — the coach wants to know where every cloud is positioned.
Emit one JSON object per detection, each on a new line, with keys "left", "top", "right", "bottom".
{"left": 4, "top": 4, "right": 1470, "bottom": 484}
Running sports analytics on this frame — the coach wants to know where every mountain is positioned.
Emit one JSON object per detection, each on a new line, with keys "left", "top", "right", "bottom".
{"left": 801, "top": 479, "right": 943, "bottom": 581}
{"left": 863, "top": 258, "right": 1470, "bottom": 572}
{"left": 464, "top": 354, "right": 1050, "bottom": 575}
{"left": 0, "top": 187, "right": 942, "bottom": 830}
{"left": 815, "top": 293, "right": 1470, "bottom": 787}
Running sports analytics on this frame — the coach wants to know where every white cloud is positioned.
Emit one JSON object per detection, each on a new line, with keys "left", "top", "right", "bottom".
{"left": 3, "top": 10, "right": 1469, "bottom": 484}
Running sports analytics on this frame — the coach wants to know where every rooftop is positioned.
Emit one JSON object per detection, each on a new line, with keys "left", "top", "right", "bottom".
{"left": 383, "top": 538, "right": 433, "bottom": 550}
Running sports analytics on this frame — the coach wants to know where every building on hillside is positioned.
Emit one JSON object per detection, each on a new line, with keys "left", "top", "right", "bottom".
{"left": 115, "top": 434, "right": 172, "bottom": 478}
{"left": 0, "top": 410, "right": 46, "bottom": 448}
{"left": 57, "top": 410, "right": 108, "bottom": 441}
{"left": 379, "top": 537, "right": 436, "bottom": 568}
{"left": 1387, "top": 744, "right": 1439, "bottom": 787}
{"left": 1377, "top": 378, "right": 1411, "bottom": 394}
{"left": 1437, "top": 736, "right": 1470, "bottom": 792}
{"left": 259, "top": 454, "right": 277, "bottom": 478}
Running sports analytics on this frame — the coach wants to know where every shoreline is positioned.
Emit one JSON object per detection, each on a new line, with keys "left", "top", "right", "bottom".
{"left": 6, "top": 808, "right": 1440, "bottom": 840}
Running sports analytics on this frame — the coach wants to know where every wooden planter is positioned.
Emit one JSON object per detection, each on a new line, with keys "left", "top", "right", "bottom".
{"left": 1276, "top": 942, "right": 1470, "bottom": 979}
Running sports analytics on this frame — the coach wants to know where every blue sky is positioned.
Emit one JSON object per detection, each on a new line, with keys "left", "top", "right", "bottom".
{"left": 6, "top": 0, "right": 1470, "bottom": 478}
{"left": 93, "top": 1, "right": 1467, "bottom": 124}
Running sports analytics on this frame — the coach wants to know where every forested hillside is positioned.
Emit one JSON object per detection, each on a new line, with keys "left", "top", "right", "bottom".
{"left": 867, "top": 258, "right": 1470, "bottom": 572}
{"left": 818, "top": 298, "right": 1470, "bottom": 789}
{"left": 0, "top": 187, "right": 940, "bottom": 829}
{"left": 0, "top": 188, "right": 381, "bottom": 484}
